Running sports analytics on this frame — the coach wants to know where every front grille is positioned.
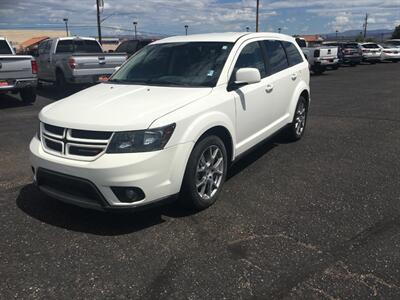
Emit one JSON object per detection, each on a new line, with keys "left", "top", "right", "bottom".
{"left": 70, "top": 129, "right": 112, "bottom": 140}
{"left": 41, "top": 123, "right": 113, "bottom": 161}
{"left": 36, "top": 168, "right": 105, "bottom": 208}
{"left": 44, "top": 123, "right": 64, "bottom": 136}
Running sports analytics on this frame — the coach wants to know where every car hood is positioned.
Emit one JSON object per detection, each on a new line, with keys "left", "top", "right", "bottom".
{"left": 40, "top": 83, "right": 212, "bottom": 131}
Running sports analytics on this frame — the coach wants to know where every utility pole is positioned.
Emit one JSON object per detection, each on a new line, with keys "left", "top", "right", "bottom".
{"left": 96, "top": 0, "right": 102, "bottom": 45}
{"left": 63, "top": 18, "right": 69, "bottom": 37}
{"left": 363, "top": 13, "right": 368, "bottom": 39}
{"left": 256, "top": 0, "right": 260, "bottom": 32}
{"left": 133, "top": 21, "right": 138, "bottom": 39}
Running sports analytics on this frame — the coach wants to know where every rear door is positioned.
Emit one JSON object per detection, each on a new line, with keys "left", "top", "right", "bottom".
{"left": 36, "top": 40, "right": 51, "bottom": 80}
{"left": 262, "top": 40, "right": 293, "bottom": 124}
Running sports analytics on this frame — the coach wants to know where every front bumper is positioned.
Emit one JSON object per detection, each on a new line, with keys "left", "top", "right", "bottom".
{"left": 30, "top": 136, "right": 193, "bottom": 210}
{"left": 0, "top": 78, "right": 37, "bottom": 92}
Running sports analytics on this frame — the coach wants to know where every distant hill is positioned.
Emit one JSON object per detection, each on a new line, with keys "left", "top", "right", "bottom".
{"left": 323, "top": 29, "right": 393, "bottom": 40}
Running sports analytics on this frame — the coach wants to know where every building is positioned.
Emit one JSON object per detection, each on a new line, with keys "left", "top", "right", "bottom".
{"left": 299, "top": 34, "right": 324, "bottom": 46}
{"left": 0, "top": 29, "right": 67, "bottom": 52}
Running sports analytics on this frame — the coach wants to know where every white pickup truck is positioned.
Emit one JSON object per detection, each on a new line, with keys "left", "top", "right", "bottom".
{"left": 295, "top": 37, "right": 339, "bottom": 74}
{"left": 0, "top": 37, "right": 37, "bottom": 103}
{"left": 35, "top": 37, "right": 127, "bottom": 87}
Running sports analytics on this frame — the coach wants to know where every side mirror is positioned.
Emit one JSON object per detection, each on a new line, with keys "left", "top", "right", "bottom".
{"left": 235, "top": 68, "right": 261, "bottom": 85}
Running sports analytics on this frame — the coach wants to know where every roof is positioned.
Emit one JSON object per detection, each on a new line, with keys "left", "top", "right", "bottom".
{"left": 300, "top": 35, "right": 324, "bottom": 42}
{"left": 20, "top": 36, "right": 49, "bottom": 48}
{"left": 153, "top": 32, "right": 294, "bottom": 44}
{"left": 57, "top": 36, "right": 96, "bottom": 41}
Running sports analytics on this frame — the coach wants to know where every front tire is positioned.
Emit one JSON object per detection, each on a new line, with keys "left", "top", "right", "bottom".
{"left": 284, "top": 96, "right": 308, "bottom": 141}
{"left": 20, "top": 88, "right": 36, "bottom": 104}
{"left": 180, "top": 135, "right": 228, "bottom": 210}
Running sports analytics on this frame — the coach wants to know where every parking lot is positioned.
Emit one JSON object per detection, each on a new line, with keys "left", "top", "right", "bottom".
{"left": 0, "top": 62, "right": 399, "bottom": 299}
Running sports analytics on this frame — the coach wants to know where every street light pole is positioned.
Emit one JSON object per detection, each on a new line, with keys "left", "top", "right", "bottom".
{"left": 246, "top": 26, "right": 250, "bottom": 32}
{"left": 278, "top": 27, "right": 281, "bottom": 33}
{"left": 133, "top": 21, "right": 138, "bottom": 39}
{"left": 185, "top": 25, "right": 188, "bottom": 35}
{"left": 256, "top": 0, "right": 260, "bottom": 32}
{"left": 335, "top": 30, "right": 338, "bottom": 40}
{"left": 96, "top": 0, "right": 102, "bottom": 45}
{"left": 63, "top": 18, "right": 69, "bottom": 37}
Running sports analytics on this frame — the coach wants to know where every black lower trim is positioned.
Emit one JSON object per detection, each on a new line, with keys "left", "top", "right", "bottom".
{"left": 35, "top": 168, "right": 177, "bottom": 212}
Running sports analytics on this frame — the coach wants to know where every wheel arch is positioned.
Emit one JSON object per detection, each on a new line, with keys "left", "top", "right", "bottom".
{"left": 288, "top": 82, "right": 310, "bottom": 121}
{"left": 196, "top": 125, "right": 234, "bottom": 163}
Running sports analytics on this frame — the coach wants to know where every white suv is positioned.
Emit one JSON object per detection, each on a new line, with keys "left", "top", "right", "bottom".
{"left": 30, "top": 32, "right": 310, "bottom": 211}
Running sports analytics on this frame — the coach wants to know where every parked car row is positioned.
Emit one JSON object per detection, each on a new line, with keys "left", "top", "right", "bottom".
{"left": 295, "top": 37, "right": 400, "bottom": 74}
{"left": 1, "top": 34, "right": 399, "bottom": 105}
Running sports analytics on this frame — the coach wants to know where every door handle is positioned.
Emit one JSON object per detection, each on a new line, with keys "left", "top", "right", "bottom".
{"left": 291, "top": 73, "right": 297, "bottom": 80}
{"left": 265, "top": 84, "right": 274, "bottom": 93}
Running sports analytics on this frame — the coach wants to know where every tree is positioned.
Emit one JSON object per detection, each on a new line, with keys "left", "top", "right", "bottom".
{"left": 392, "top": 25, "right": 400, "bottom": 39}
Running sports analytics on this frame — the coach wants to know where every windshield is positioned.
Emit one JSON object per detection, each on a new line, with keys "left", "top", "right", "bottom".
{"left": 109, "top": 42, "right": 233, "bottom": 87}
{"left": 362, "top": 44, "right": 379, "bottom": 49}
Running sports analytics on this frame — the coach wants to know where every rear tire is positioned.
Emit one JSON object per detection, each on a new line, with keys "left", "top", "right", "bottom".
{"left": 284, "top": 96, "right": 308, "bottom": 142}
{"left": 180, "top": 135, "right": 228, "bottom": 210}
{"left": 20, "top": 88, "right": 36, "bottom": 104}
{"left": 55, "top": 70, "right": 67, "bottom": 88}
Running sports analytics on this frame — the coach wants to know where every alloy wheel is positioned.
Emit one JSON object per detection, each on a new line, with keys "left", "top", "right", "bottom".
{"left": 195, "top": 145, "right": 224, "bottom": 200}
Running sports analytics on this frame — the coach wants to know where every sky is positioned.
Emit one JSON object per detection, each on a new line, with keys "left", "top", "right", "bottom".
{"left": 0, "top": 0, "right": 399, "bottom": 37}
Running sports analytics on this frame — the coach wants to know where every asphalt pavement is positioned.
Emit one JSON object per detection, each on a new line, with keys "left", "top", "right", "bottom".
{"left": 0, "top": 62, "right": 399, "bottom": 299}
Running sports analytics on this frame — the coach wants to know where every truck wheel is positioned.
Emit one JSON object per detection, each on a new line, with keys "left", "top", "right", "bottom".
{"left": 20, "top": 88, "right": 36, "bottom": 104}
{"left": 284, "top": 96, "right": 308, "bottom": 142}
{"left": 180, "top": 135, "right": 228, "bottom": 210}
{"left": 312, "top": 66, "right": 324, "bottom": 75}
{"left": 55, "top": 70, "right": 67, "bottom": 88}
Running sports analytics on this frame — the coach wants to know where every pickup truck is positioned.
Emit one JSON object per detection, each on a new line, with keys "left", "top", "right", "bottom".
{"left": 114, "top": 39, "right": 154, "bottom": 57}
{"left": 0, "top": 37, "right": 37, "bottom": 103}
{"left": 295, "top": 37, "right": 339, "bottom": 74}
{"left": 35, "top": 37, "right": 126, "bottom": 87}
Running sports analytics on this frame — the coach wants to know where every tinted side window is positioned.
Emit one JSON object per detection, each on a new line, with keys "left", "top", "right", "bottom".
{"left": 282, "top": 41, "right": 303, "bottom": 66}
{"left": 44, "top": 41, "right": 51, "bottom": 54}
{"left": 38, "top": 41, "right": 46, "bottom": 55}
{"left": 263, "top": 40, "right": 289, "bottom": 74}
{"left": 234, "top": 42, "right": 266, "bottom": 78}
{"left": 0, "top": 40, "right": 13, "bottom": 54}
{"left": 116, "top": 41, "right": 138, "bottom": 53}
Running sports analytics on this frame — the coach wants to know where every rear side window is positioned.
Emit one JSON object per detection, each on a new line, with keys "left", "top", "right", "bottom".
{"left": 282, "top": 41, "right": 303, "bottom": 66}
{"left": 0, "top": 40, "right": 13, "bottom": 54}
{"left": 234, "top": 42, "right": 267, "bottom": 78}
{"left": 263, "top": 40, "right": 289, "bottom": 74}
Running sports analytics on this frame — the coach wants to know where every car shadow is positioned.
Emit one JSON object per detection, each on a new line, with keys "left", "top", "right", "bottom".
{"left": 0, "top": 94, "right": 31, "bottom": 109}
{"left": 17, "top": 131, "right": 286, "bottom": 236}
{"left": 16, "top": 183, "right": 195, "bottom": 236}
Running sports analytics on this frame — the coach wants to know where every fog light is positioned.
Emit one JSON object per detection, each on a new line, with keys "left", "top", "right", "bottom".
{"left": 111, "top": 187, "right": 145, "bottom": 203}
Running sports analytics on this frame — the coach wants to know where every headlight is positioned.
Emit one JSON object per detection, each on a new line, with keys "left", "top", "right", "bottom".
{"left": 106, "top": 124, "right": 176, "bottom": 153}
